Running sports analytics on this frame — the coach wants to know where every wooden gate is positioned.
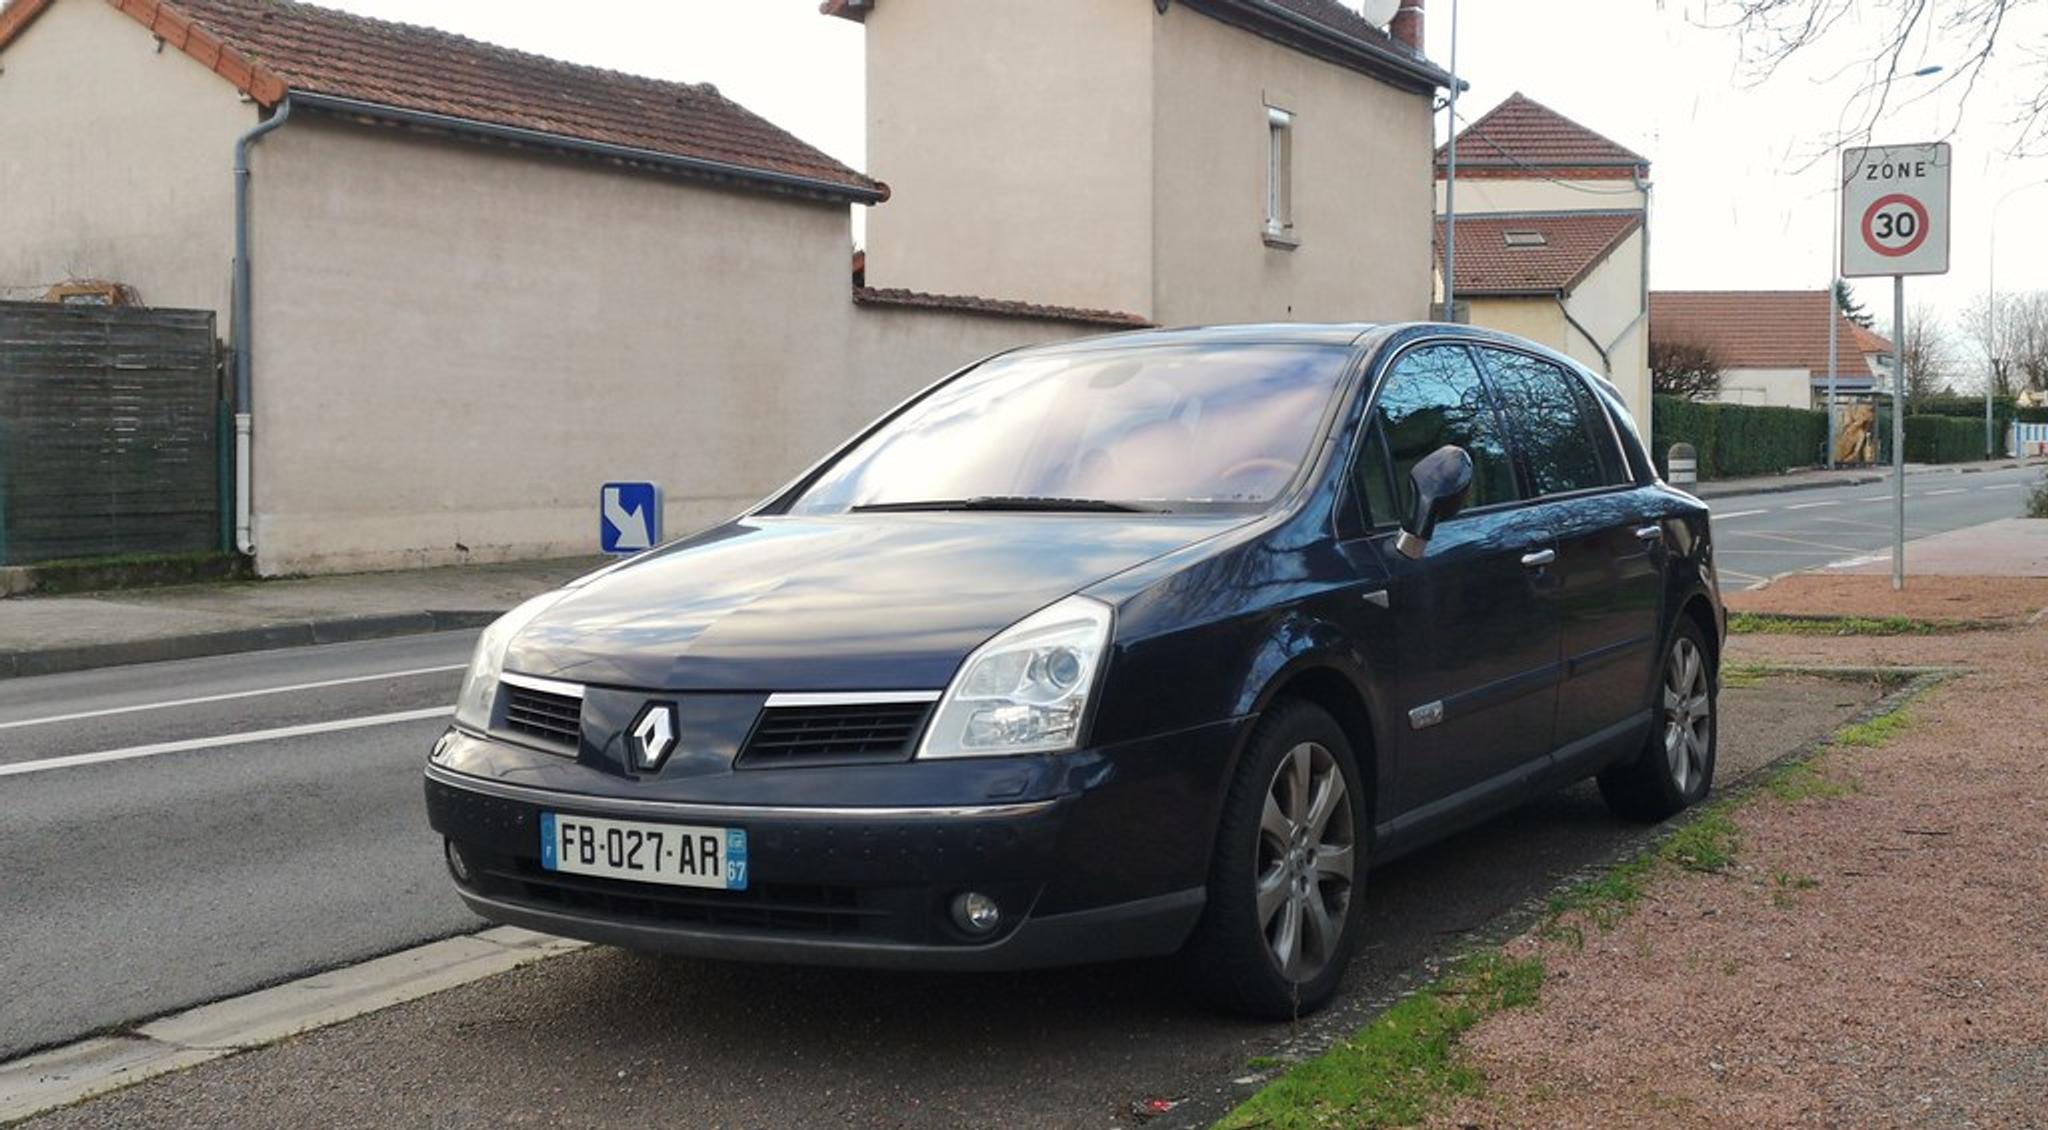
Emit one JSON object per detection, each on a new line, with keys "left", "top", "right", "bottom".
{"left": 0, "top": 302, "right": 225, "bottom": 565}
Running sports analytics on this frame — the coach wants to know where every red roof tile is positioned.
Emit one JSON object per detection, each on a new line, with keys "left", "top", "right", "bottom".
{"left": 1436, "top": 91, "right": 1648, "bottom": 176}
{"left": 0, "top": 0, "right": 881, "bottom": 201}
{"left": 1434, "top": 211, "right": 1642, "bottom": 296}
{"left": 854, "top": 287, "right": 1152, "bottom": 329}
{"left": 1650, "top": 291, "right": 1893, "bottom": 377}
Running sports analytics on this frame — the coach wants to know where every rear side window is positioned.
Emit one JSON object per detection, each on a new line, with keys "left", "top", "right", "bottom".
{"left": 1366, "top": 344, "right": 1520, "bottom": 518}
{"left": 1480, "top": 349, "right": 1611, "bottom": 496}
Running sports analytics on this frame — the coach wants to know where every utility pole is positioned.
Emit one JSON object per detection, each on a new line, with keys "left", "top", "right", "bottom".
{"left": 1439, "top": 0, "right": 1460, "bottom": 323}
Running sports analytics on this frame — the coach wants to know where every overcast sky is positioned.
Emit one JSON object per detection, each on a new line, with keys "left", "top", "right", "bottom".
{"left": 328, "top": 0, "right": 2045, "bottom": 355}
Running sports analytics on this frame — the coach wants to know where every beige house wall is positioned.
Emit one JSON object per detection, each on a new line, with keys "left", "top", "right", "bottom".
{"left": 1435, "top": 177, "right": 1645, "bottom": 215}
{"left": 0, "top": 0, "right": 254, "bottom": 313}
{"left": 1150, "top": 6, "right": 1434, "bottom": 325}
{"left": 247, "top": 119, "right": 858, "bottom": 575}
{"left": 860, "top": 0, "right": 1155, "bottom": 317}
{"left": 1714, "top": 367, "right": 1812, "bottom": 409}
{"left": 1557, "top": 228, "right": 1650, "bottom": 425}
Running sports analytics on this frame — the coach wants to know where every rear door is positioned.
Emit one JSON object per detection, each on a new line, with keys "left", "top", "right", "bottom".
{"left": 1346, "top": 343, "right": 1562, "bottom": 837}
{"left": 1478, "top": 347, "right": 1664, "bottom": 771}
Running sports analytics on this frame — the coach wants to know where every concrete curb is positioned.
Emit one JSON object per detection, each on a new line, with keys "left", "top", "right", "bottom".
{"left": 0, "top": 927, "right": 585, "bottom": 1124}
{"left": 0, "top": 610, "right": 502, "bottom": 682}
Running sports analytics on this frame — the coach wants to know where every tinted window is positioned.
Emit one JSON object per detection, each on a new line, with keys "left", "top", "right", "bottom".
{"left": 1482, "top": 349, "right": 1608, "bottom": 496}
{"left": 788, "top": 343, "right": 1352, "bottom": 515}
{"left": 1350, "top": 414, "right": 1399, "bottom": 528}
{"left": 1370, "top": 344, "right": 1519, "bottom": 516}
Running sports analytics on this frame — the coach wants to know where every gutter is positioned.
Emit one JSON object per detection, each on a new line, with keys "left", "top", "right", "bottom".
{"left": 1598, "top": 169, "right": 1653, "bottom": 366}
{"left": 1559, "top": 297, "right": 1610, "bottom": 373}
{"left": 1180, "top": 0, "right": 1454, "bottom": 92}
{"left": 231, "top": 96, "right": 293, "bottom": 558}
{"left": 285, "top": 92, "right": 889, "bottom": 206}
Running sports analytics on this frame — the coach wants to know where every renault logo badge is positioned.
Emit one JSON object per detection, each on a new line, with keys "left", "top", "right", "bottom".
{"left": 629, "top": 703, "right": 678, "bottom": 771}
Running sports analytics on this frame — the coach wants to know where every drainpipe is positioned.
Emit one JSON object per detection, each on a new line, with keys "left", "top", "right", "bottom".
{"left": 232, "top": 97, "right": 292, "bottom": 558}
{"left": 1594, "top": 169, "right": 1653, "bottom": 380}
{"left": 1559, "top": 296, "right": 1611, "bottom": 372}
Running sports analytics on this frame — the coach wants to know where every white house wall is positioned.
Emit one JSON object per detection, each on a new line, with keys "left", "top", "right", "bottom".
{"left": 0, "top": 0, "right": 253, "bottom": 312}
{"left": 1435, "top": 177, "right": 1645, "bottom": 215}
{"left": 1714, "top": 367, "right": 1812, "bottom": 409}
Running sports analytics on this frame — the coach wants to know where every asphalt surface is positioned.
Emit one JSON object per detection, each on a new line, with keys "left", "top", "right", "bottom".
{"left": 1702, "top": 463, "right": 2042, "bottom": 589}
{"left": 19, "top": 673, "right": 1884, "bottom": 1129}
{"left": 0, "top": 633, "right": 486, "bottom": 1060}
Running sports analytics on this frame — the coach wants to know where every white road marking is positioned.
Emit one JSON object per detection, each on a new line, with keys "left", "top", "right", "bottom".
{"left": 1981, "top": 483, "right": 2024, "bottom": 490}
{"left": 0, "top": 664, "right": 466, "bottom": 732}
{"left": 0, "top": 707, "right": 453, "bottom": 778}
{"left": 1711, "top": 508, "right": 1767, "bottom": 519}
{"left": 1785, "top": 500, "right": 1840, "bottom": 510}
{"left": 1856, "top": 495, "right": 1893, "bottom": 503}
{"left": 1923, "top": 488, "right": 1967, "bottom": 496}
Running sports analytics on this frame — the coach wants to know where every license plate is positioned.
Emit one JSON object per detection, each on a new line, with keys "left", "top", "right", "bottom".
{"left": 540, "top": 811, "right": 748, "bottom": 890}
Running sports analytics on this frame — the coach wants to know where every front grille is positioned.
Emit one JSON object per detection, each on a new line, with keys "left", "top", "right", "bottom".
{"left": 502, "top": 683, "right": 581, "bottom": 748}
{"left": 738, "top": 702, "right": 931, "bottom": 767}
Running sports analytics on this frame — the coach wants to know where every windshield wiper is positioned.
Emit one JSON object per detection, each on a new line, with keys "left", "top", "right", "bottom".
{"left": 851, "top": 496, "right": 1160, "bottom": 513}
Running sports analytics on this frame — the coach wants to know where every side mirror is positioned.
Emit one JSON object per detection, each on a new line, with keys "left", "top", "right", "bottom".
{"left": 1394, "top": 445, "right": 1473, "bottom": 560}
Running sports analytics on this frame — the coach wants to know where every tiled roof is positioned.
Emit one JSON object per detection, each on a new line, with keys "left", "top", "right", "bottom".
{"left": 854, "top": 287, "right": 1153, "bottom": 329}
{"left": 1650, "top": 291, "right": 1894, "bottom": 377}
{"left": 0, "top": 0, "right": 881, "bottom": 201}
{"left": 1436, "top": 91, "right": 1648, "bottom": 176}
{"left": 1434, "top": 211, "right": 1642, "bottom": 296}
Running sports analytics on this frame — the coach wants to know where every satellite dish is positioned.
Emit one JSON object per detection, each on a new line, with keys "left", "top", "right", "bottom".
{"left": 1360, "top": 0, "right": 1400, "bottom": 26}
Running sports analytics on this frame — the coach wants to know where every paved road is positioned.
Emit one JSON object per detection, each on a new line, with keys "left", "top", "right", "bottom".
{"left": 9, "top": 646, "right": 1881, "bottom": 1127}
{"left": 1701, "top": 463, "right": 2041, "bottom": 589}
{"left": 0, "top": 633, "right": 485, "bottom": 1060}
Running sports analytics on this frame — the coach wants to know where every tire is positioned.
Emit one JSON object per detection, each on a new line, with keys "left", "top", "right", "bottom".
{"left": 1181, "top": 699, "right": 1368, "bottom": 1019}
{"left": 1598, "top": 617, "right": 1718, "bottom": 822}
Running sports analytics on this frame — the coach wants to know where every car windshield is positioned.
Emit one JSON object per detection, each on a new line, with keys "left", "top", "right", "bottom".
{"left": 786, "top": 342, "right": 1354, "bottom": 515}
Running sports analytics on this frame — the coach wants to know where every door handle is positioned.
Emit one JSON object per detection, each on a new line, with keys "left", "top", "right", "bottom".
{"left": 1520, "top": 548, "right": 1556, "bottom": 568}
{"left": 1634, "top": 524, "right": 1663, "bottom": 543}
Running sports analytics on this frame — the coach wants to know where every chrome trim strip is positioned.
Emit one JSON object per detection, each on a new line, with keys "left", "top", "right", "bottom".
{"left": 764, "top": 690, "right": 941, "bottom": 708}
{"left": 425, "top": 763, "right": 1058, "bottom": 822}
{"left": 1408, "top": 701, "right": 1444, "bottom": 730}
{"left": 499, "top": 671, "right": 585, "bottom": 700}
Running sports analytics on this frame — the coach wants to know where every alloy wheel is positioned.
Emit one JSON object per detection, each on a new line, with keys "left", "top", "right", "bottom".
{"left": 1663, "top": 636, "right": 1712, "bottom": 794}
{"left": 1255, "top": 741, "right": 1355, "bottom": 982}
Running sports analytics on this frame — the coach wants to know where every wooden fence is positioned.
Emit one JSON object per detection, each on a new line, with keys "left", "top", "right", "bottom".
{"left": 0, "top": 301, "right": 224, "bottom": 565}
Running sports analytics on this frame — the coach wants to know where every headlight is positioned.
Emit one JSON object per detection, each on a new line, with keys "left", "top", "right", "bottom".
{"left": 452, "top": 591, "right": 568, "bottom": 732}
{"left": 918, "top": 595, "right": 1113, "bottom": 758}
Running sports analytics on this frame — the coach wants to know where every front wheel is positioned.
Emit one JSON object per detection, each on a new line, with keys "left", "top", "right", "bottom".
{"left": 1598, "top": 618, "right": 1717, "bottom": 822}
{"left": 1181, "top": 699, "right": 1367, "bottom": 1019}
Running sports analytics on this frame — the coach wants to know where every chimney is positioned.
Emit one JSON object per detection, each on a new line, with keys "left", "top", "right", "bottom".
{"left": 1389, "top": 0, "right": 1424, "bottom": 53}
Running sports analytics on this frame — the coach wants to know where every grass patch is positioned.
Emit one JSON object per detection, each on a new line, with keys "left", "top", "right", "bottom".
{"left": 1831, "top": 705, "right": 1915, "bottom": 747}
{"left": 1216, "top": 952, "right": 1542, "bottom": 1130}
{"left": 1728, "top": 612, "right": 1954, "bottom": 636}
{"left": 1720, "top": 662, "right": 1768, "bottom": 689}
{"left": 1769, "top": 869, "right": 1821, "bottom": 908}
{"left": 1658, "top": 809, "right": 1740, "bottom": 873}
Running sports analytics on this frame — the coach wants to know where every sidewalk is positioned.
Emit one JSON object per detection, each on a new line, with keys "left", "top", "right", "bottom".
{"left": 0, "top": 556, "right": 604, "bottom": 678}
{"left": 1689, "top": 455, "right": 2045, "bottom": 500}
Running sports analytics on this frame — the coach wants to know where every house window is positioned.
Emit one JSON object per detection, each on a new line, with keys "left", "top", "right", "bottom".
{"left": 1265, "top": 105, "right": 1295, "bottom": 245}
{"left": 1503, "top": 230, "right": 1548, "bottom": 247}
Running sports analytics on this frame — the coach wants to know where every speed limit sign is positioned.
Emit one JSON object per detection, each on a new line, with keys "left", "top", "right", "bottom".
{"left": 1840, "top": 142, "right": 1950, "bottom": 277}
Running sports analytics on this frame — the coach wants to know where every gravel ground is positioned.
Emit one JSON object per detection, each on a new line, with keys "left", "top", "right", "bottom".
{"left": 1434, "top": 575, "right": 2048, "bottom": 1129}
{"left": 1725, "top": 573, "right": 2048, "bottom": 625}
{"left": 14, "top": 676, "right": 1880, "bottom": 1130}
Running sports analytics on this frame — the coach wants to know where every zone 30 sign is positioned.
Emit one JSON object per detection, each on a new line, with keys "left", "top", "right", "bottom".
{"left": 1840, "top": 142, "right": 1951, "bottom": 278}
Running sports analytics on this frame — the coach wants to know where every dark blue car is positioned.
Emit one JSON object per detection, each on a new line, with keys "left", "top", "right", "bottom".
{"left": 426, "top": 322, "right": 1723, "bottom": 1017}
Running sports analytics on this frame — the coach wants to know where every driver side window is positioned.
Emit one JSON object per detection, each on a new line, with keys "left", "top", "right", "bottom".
{"left": 1358, "top": 344, "right": 1520, "bottom": 524}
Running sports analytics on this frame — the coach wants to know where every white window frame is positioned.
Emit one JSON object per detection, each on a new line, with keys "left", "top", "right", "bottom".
{"left": 1265, "top": 105, "right": 1295, "bottom": 245}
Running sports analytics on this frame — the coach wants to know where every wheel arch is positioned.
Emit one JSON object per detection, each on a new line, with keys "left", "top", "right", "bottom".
{"left": 1243, "top": 661, "right": 1385, "bottom": 830}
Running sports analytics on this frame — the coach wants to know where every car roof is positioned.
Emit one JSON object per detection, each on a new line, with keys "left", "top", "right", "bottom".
{"left": 1011, "top": 322, "right": 1383, "bottom": 356}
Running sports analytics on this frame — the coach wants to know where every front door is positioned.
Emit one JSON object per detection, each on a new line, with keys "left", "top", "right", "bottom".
{"left": 1343, "top": 343, "right": 1562, "bottom": 839}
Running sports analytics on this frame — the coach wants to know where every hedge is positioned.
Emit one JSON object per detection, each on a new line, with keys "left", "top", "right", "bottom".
{"left": 2021, "top": 406, "right": 2048, "bottom": 424}
{"left": 1650, "top": 396, "right": 1828, "bottom": 479}
{"left": 1904, "top": 414, "right": 1993, "bottom": 463}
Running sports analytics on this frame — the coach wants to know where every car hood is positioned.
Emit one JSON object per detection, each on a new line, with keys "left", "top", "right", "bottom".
{"left": 503, "top": 512, "right": 1244, "bottom": 691}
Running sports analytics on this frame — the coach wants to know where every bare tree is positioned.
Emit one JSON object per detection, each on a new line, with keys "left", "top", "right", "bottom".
{"left": 1693, "top": 0, "right": 2048, "bottom": 154}
{"left": 1650, "top": 338, "right": 1725, "bottom": 400}
{"left": 1899, "top": 303, "right": 1957, "bottom": 400}
{"left": 2007, "top": 291, "right": 2048, "bottom": 391}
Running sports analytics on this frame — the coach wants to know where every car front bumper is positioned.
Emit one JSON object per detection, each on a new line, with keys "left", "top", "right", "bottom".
{"left": 423, "top": 717, "right": 1246, "bottom": 971}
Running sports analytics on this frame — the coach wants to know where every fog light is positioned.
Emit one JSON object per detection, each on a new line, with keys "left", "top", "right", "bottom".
{"left": 444, "top": 838, "right": 472, "bottom": 884}
{"left": 950, "top": 891, "right": 1001, "bottom": 935}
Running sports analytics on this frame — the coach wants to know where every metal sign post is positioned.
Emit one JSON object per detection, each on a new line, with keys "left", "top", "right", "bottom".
{"left": 1840, "top": 142, "right": 1952, "bottom": 592}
